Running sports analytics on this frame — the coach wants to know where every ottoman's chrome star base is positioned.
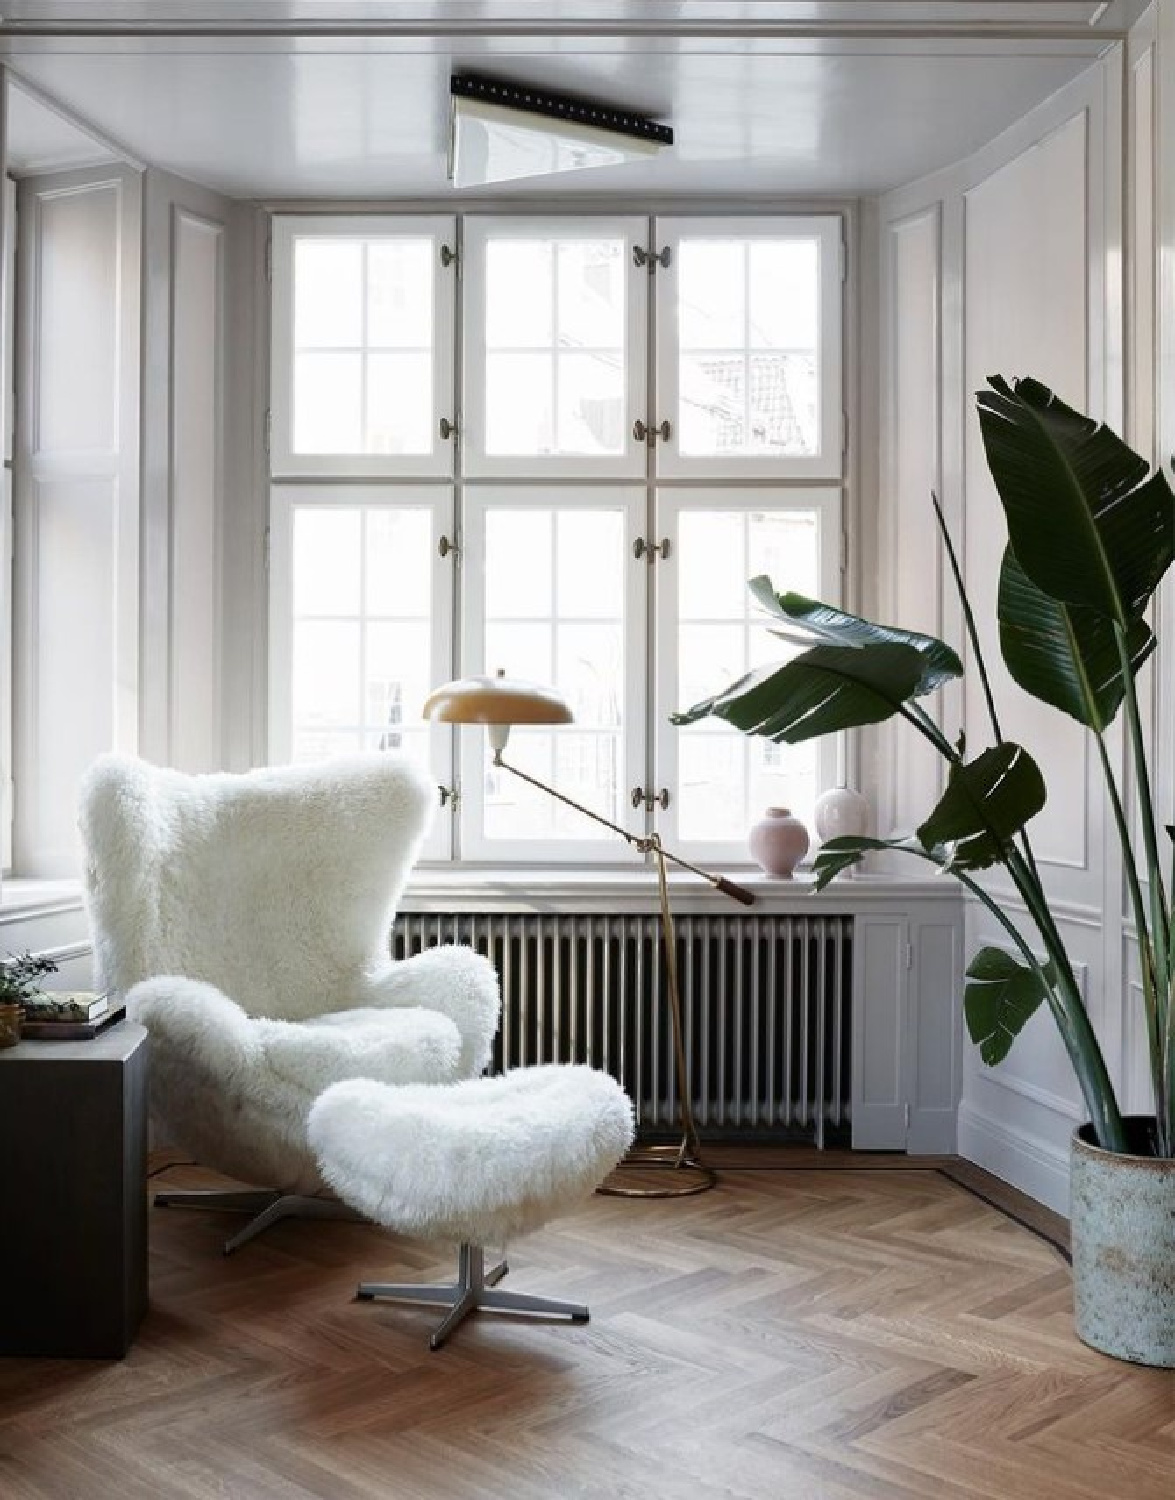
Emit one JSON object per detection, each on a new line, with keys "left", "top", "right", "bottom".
{"left": 356, "top": 1243, "right": 590, "bottom": 1350}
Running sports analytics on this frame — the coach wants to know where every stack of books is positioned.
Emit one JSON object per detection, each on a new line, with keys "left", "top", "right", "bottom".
{"left": 20, "top": 990, "right": 125, "bottom": 1040}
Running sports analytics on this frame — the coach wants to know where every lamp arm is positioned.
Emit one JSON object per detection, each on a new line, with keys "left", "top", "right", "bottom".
{"left": 493, "top": 752, "right": 755, "bottom": 907}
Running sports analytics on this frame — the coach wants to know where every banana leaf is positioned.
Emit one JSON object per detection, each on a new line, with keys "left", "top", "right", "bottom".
{"left": 671, "top": 641, "right": 927, "bottom": 742}
{"left": 812, "top": 834, "right": 927, "bottom": 890}
{"left": 976, "top": 375, "right": 1174, "bottom": 623}
{"left": 965, "top": 946, "right": 1057, "bottom": 1065}
{"left": 998, "top": 547, "right": 1156, "bottom": 731}
{"left": 916, "top": 743, "right": 1046, "bottom": 870}
{"left": 747, "top": 578, "right": 963, "bottom": 696}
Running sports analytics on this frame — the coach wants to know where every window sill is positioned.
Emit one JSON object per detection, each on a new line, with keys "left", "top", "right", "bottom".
{"left": 402, "top": 865, "right": 960, "bottom": 915}
{"left": 0, "top": 878, "right": 85, "bottom": 922}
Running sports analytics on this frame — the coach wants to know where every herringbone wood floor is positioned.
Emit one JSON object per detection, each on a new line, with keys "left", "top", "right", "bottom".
{"left": 1, "top": 1155, "right": 1171, "bottom": 1500}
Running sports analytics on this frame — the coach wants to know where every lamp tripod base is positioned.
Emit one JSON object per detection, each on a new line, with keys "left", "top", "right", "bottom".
{"left": 598, "top": 1138, "right": 718, "bottom": 1198}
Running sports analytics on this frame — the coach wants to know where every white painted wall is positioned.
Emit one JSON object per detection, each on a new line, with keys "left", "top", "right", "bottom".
{"left": 140, "top": 167, "right": 233, "bottom": 772}
{"left": 875, "top": 18, "right": 1169, "bottom": 1211}
{"left": 12, "top": 163, "right": 141, "bottom": 879}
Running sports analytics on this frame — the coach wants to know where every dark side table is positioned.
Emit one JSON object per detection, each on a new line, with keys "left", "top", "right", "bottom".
{"left": 0, "top": 1020, "right": 149, "bottom": 1358}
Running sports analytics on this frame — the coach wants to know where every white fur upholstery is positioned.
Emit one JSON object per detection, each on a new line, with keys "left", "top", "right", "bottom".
{"left": 80, "top": 754, "right": 501, "bottom": 1195}
{"left": 308, "top": 1066, "right": 635, "bottom": 1245}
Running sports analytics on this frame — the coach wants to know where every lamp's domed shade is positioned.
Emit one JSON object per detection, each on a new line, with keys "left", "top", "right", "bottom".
{"left": 422, "top": 673, "right": 573, "bottom": 726}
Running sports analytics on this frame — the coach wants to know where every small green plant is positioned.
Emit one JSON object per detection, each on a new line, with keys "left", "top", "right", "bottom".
{"left": 0, "top": 951, "right": 59, "bottom": 1007}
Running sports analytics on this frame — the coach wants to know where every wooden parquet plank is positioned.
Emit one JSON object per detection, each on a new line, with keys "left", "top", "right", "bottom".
{"left": 0, "top": 1161, "right": 1171, "bottom": 1500}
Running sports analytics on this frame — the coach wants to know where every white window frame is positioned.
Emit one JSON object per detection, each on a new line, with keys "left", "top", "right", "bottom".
{"left": 461, "top": 215, "right": 650, "bottom": 481}
{"left": 459, "top": 485, "right": 647, "bottom": 864}
{"left": 654, "top": 486, "right": 844, "bottom": 865}
{"left": 268, "top": 484, "right": 455, "bottom": 862}
{"left": 270, "top": 214, "right": 457, "bottom": 481}
{"left": 654, "top": 215, "right": 844, "bottom": 481}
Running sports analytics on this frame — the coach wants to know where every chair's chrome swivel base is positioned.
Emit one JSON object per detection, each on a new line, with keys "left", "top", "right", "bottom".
{"left": 154, "top": 1188, "right": 362, "bottom": 1255}
{"left": 356, "top": 1243, "right": 590, "bottom": 1350}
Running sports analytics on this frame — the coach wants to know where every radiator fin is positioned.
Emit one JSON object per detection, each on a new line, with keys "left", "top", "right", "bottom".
{"left": 391, "top": 913, "right": 852, "bottom": 1144}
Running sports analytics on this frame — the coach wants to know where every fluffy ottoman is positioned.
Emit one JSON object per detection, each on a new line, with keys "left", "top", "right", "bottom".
{"left": 308, "top": 1064, "right": 634, "bottom": 1349}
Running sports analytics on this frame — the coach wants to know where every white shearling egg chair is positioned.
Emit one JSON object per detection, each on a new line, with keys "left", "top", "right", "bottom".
{"left": 79, "top": 752, "right": 501, "bottom": 1254}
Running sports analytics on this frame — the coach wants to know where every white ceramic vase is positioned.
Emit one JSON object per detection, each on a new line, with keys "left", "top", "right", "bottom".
{"left": 748, "top": 807, "right": 810, "bottom": 879}
{"left": 813, "top": 786, "right": 870, "bottom": 843}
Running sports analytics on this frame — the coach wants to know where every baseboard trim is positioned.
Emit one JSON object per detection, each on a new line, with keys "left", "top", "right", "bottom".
{"left": 957, "top": 1100, "right": 1071, "bottom": 1217}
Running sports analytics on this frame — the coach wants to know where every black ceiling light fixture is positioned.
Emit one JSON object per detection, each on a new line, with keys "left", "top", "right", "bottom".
{"left": 448, "top": 73, "right": 673, "bottom": 189}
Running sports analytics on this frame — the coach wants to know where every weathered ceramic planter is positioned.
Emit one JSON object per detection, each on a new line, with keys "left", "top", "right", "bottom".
{"left": 1070, "top": 1118, "right": 1175, "bottom": 1368}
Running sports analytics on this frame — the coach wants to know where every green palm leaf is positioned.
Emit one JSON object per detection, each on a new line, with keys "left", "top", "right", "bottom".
{"left": 998, "top": 547, "right": 1156, "bottom": 731}
{"left": 747, "top": 578, "right": 963, "bottom": 696}
{"left": 917, "top": 743, "right": 1046, "bottom": 870}
{"left": 671, "top": 641, "right": 927, "bottom": 742}
{"left": 965, "top": 947, "right": 1056, "bottom": 1065}
{"left": 976, "top": 375, "right": 1174, "bottom": 623}
{"left": 812, "top": 834, "right": 925, "bottom": 890}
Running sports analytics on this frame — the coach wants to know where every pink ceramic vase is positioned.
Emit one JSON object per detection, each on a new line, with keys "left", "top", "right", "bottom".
{"left": 748, "top": 807, "right": 810, "bottom": 878}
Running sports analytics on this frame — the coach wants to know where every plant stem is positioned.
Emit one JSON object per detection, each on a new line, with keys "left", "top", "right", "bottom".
{"left": 1004, "top": 846, "right": 1128, "bottom": 1151}
{"left": 931, "top": 492, "right": 1006, "bottom": 746}
{"left": 898, "top": 701, "right": 958, "bottom": 761}
{"left": 1094, "top": 729, "right": 1164, "bottom": 1140}
{"left": 1114, "top": 625, "right": 1171, "bottom": 1154}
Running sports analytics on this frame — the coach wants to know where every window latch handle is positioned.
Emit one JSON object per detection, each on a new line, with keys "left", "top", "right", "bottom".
{"left": 633, "top": 537, "right": 671, "bottom": 562}
{"left": 631, "top": 787, "right": 671, "bottom": 811}
{"left": 632, "top": 418, "right": 671, "bottom": 447}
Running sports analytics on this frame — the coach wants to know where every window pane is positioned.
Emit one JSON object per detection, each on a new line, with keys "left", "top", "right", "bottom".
{"left": 556, "top": 240, "right": 624, "bottom": 348}
{"left": 673, "top": 505, "right": 821, "bottom": 843}
{"left": 366, "top": 621, "right": 431, "bottom": 733}
{"left": 679, "top": 242, "right": 744, "bottom": 348}
{"left": 293, "top": 352, "right": 362, "bottom": 453}
{"left": 748, "top": 353, "right": 818, "bottom": 455}
{"left": 293, "top": 728, "right": 361, "bottom": 762}
{"left": 366, "top": 352, "right": 432, "bottom": 455}
{"left": 749, "top": 241, "right": 818, "bottom": 349}
{"left": 294, "top": 240, "right": 362, "bottom": 348}
{"left": 367, "top": 240, "right": 432, "bottom": 347}
{"left": 290, "top": 235, "right": 439, "bottom": 458}
{"left": 366, "top": 508, "right": 431, "bottom": 617}
{"left": 678, "top": 512, "right": 745, "bottom": 619}
{"left": 480, "top": 233, "right": 629, "bottom": 461}
{"left": 673, "top": 235, "right": 822, "bottom": 460}
{"left": 289, "top": 504, "right": 436, "bottom": 767}
{"left": 679, "top": 354, "right": 746, "bottom": 455}
{"left": 485, "top": 510, "right": 552, "bottom": 618}
{"left": 556, "top": 623, "right": 623, "bottom": 727}
{"left": 484, "top": 621, "right": 553, "bottom": 685}
{"left": 480, "top": 500, "right": 627, "bottom": 842}
{"left": 749, "top": 509, "right": 820, "bottom": 600}
{"left": 293, "top": 508, "right": 360, "bottom": 616}
{"left": 485, "top": 352, "right": 554, "bottom": 455}
{"left": 556, "top": 511, "right": 623, "bottom": 619}
{"left": 677, "top": 733, "right": 745, "bottom": 842}
{"left": 556, "top": 351, "right": 624, "bottom": 454}
{"left": 293, "top": 620, "right": 360, "bottom": 726}
{"left": 486, "top": 241, "right": 553, "bottom": 348}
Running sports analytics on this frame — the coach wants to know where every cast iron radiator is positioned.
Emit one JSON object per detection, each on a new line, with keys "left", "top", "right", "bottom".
{"left": 391, "top": 912, "right": 853, "bottom": 1145}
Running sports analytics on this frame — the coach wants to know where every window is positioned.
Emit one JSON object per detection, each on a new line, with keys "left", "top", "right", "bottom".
{"left": 270, "top": 216, "right": 456, "bottom": 478}
{"left": 270, "top": 213, "right": 845, "bottom": 866}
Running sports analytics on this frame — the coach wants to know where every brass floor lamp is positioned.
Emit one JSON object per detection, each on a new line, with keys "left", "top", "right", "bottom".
{"left": 423, "top": 671, "right": 755, "bottom": 1198}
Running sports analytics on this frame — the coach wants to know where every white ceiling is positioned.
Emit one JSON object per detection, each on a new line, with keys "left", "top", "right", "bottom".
{"left": 0, "top": 2, "right": 1143, "bottom": 200}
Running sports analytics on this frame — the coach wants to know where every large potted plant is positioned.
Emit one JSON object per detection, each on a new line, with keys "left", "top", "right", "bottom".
{"left": 675, "top": 376, "right": 1174, "bottom": 1367}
